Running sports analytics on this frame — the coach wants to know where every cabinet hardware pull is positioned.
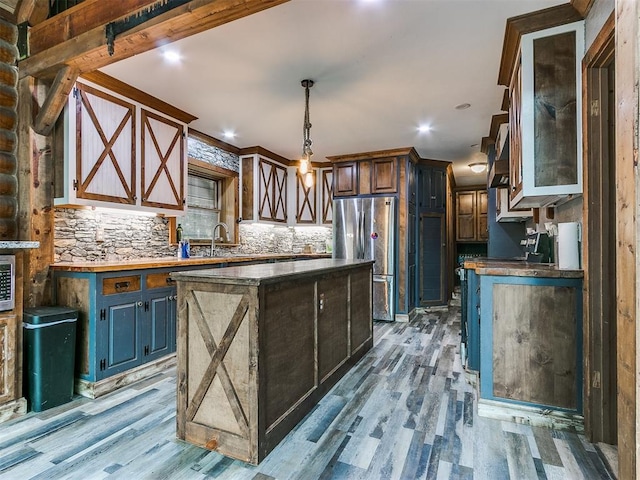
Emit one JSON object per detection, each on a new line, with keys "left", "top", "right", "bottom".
{"left": 137, "top": 301, "right": 143, "bottom": 307}
{"left": 115, "top": 281, "right": 130, "bottom": 291}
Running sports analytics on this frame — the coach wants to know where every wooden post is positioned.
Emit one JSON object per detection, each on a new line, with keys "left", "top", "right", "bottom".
{"left": 16, "top": 76, "right": 54, "bottom": 307}
{"left": 615, "top": 0, "right": 639, "bottom": 477}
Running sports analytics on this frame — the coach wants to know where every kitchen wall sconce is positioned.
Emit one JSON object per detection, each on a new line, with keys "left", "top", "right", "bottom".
{"left": 299, "top": 79, "right": 315, "bottom": 188}
{"left": 469, "top": 162, "right": 487, "bottom": 174}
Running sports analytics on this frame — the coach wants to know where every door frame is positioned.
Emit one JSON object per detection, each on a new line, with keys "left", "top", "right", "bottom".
{"left": 582, "top": 12, "right": 616, "bottom": 445}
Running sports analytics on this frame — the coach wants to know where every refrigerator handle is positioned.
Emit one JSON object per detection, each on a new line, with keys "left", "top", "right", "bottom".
{"left": 356, "top": 211, "right": 361, "bottom": 259}
{"left": 359, "top": 210, "right": 365, "bottom": 259}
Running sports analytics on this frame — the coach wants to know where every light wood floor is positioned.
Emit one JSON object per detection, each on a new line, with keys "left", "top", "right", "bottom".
{"left": 0, "top": 303, "right": 617, "bottom": 479}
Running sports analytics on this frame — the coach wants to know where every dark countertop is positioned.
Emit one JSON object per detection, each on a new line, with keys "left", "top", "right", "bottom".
{"left": 170, "top": 258, "right": 374, "bottom": 286}
{"left": 50, "top": 253, "right": 331, "bottom": 272}
{"left": 463, "top": 257, "right": 583, "bottom": 279}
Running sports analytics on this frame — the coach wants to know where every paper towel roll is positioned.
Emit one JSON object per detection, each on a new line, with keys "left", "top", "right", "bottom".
{"left": 557, "top": 222, "right": 580, "bottom": 270}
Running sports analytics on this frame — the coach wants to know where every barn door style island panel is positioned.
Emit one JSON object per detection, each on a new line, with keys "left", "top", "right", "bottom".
{"left": 172, "top": 259, "right": 373, "bottom": 464}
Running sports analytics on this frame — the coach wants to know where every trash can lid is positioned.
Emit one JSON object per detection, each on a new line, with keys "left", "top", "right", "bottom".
{"left": 23, "top": 306, "right": 78, "bottom": 325}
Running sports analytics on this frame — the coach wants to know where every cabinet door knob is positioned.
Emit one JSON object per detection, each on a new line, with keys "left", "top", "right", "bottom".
{"left": 137, "top": 301, "right": 143, "bottom": 307}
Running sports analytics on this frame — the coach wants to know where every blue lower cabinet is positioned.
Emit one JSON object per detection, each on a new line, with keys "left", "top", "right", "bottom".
{"left": 479, "top": 274, "right": 583, "bottom": 414}
{"left": 147, "top": 287, "right": 176, "bottom": 359}
{"left": 97, "top": 291, "right": 142, "bottom": 380}
{"left": 54, "top": 268, "right": 178, "bottom": 385}
{"left": 465, "top": 268, "right": 480, "bottom": 371}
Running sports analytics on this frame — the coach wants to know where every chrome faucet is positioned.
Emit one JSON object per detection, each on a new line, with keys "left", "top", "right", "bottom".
{"left": 211, "top": 222, "right": 231, "bottom": 257}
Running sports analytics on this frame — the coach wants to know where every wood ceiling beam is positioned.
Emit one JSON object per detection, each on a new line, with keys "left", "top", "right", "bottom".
{"left": 33, "top": 65, "right": 78, "bottom": 135}
{"left": 19, "top": 0, "right": 290, "bottom": 80}
{"left": 16, "top": 0, "right": 49, "bottom": 26}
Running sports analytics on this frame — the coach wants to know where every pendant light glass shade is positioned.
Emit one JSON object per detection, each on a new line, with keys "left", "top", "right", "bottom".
{"left": 299, "top": 158, "right": 310, "bottom": 175}
{"left": 304, "top": 171, "right": 314, "bottom": 188}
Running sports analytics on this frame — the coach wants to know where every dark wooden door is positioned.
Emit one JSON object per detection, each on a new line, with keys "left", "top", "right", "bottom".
{"left": 333, "top": 162, "right": 357, "bottom": 196}
{"left": 476, "top": 191, "right": 488, "bottom": 241}
{"left": 419, "top": 213, "right": 445, "bottom": 305}
{"left": 371, "top": 157, "right": 397, "bottom": 194}
{"left": 456, "top": 191, "right": 476, "bottom": 241}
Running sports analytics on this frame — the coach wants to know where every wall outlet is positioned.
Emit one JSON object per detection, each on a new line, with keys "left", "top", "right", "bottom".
{"left": 95, "top": 228, "right": 105, "bottom": 242}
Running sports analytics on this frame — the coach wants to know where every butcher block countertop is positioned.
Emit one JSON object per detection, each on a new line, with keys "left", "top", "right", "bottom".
{"left": 463, "top": 258, "right": 583, "bottom": 279}
{"left": 50, "top": 253, "right": 331, "bottom": 272}
{"left": 171, "top": 258, "right": 374, "bottom": 286}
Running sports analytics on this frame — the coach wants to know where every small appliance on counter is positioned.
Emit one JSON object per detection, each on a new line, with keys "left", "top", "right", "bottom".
{"left": 523, "top": 231, "right": 554, "bottom": 263}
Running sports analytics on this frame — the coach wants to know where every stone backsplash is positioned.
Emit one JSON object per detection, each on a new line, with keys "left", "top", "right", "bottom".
{"left": 54, "top": 135, "right": 331, "bottom": 262}
{"left": 54, "top": 208, "right": 332, "bottom": 262}
{"left": 188, "top": 135, "right": 239, "bottom": 172}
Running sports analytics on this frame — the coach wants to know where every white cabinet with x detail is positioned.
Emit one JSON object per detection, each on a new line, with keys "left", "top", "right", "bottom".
{"left": 56, "top": 78, "right": 188, "bottom": 215}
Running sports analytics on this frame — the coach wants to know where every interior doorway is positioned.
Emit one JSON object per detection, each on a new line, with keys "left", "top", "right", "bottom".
{"left": 584, "top": 15, "right": 616, "bottom": 445}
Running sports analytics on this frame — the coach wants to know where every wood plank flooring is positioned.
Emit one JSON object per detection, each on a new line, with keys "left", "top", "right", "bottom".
{"left": 0, "top": 302, "right": 618, "bottom": 479}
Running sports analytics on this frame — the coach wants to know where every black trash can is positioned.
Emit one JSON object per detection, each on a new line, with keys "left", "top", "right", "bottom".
{"left": 23, "top": 306, "right": 78, "bottom": 412}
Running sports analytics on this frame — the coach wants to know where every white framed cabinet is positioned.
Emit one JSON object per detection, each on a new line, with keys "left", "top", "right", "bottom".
{"left": 509, "top": 21, "right": 585, "bottom": 208}
{"left": 56, "top": 79, "right": 187, "bottom": 215}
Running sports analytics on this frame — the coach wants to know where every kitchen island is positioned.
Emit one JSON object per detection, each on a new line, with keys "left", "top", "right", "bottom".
{"left": 171, "top": 258, "right": 373, "bottom": 464}
{"left": 462, "top": 258, "right": 583, "bottom": 430}
{"left": 51, "top": 253, "right": 329, "bottom": 398}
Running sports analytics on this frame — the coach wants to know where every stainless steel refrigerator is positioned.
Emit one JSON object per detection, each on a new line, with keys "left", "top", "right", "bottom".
{"left": 333, "top": 196, "right": 396, "bottom": 321}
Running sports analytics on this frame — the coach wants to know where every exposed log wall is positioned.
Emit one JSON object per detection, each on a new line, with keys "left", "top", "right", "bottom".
{"left": 0, "top": 19, "right": 17, "bottom": 240}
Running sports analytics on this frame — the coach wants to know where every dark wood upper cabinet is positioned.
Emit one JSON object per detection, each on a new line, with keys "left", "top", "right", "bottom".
{"left": 371, "top": 158, "right": 397, "bottom": 194}
{"left": 332, "top": 157, "right": 397, "bottom": 197}
{"left": 456, "top": 189, "right": 487, "bottom": 242}
{"left": 333, "top": 162, "right": 358, "bottom": 197}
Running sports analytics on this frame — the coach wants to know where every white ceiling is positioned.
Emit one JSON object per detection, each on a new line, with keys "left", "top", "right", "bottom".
{"left": 101, "top": 0, "right": 566, "bottom": 186}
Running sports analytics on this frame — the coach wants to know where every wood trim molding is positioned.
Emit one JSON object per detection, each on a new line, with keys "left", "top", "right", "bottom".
{"left": 188, "top": 157, "right": 238, "bottom": 178}
{"left": 327, "top": 147, "right": 417, "bottom": 163}
{"left": 489, "top": 113, "right": 509, "bottom": 143}
{"left": 453, "top": 184, "right": 486, "bottom": 193}
{"left": 415, "top": 158, "right": 451, "bottom": 169}
{"left": 81, "top": 70, "right": 197, "bottom": 124}
{"left": 571, "top": 0, "right": 595, "bottom": 18}
{"left": 19, "top": 0, "right": 291, "bottom": 80}
{"left": 238, "top": 146, "right": 292, "bottom": 167}
{"left": 480, "top": 136, "right": 494, "bottom": 155}
{"left": 583, "top": 12, "right": 615, "bottom": 68}
{"left": 501, "top": 88, "right": 510, "bottom": 112}
{"left": 498, "top": 4, "right": 583, "bottom": 86}
{"left": 188, "top": 128, "right": 240, "bottom": 154}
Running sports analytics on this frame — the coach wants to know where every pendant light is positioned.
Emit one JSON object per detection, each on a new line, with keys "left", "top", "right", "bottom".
{"left": 299, "top": 79, "right": 314, "bottom": 187}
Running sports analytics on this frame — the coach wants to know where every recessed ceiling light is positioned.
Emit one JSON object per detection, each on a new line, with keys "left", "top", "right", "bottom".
{"left": 455, "top": 103, "right": 471, "bottom": 110}
{"left": 162, "top": 50, "right": 182, "bottom": 63}
{"left": 418, "top": 125, "right": 432, "bottom": 133}
{"left": 223, "top": 130, "right": 236, "bottom": 139}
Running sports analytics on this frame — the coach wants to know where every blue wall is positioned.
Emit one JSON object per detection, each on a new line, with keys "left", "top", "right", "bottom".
{"left": 487, "top": 188, "right": 526, "bottom": 259}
